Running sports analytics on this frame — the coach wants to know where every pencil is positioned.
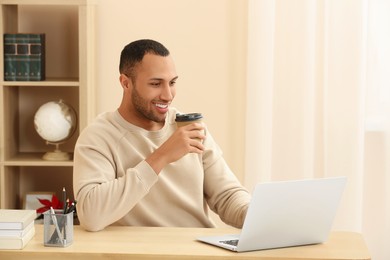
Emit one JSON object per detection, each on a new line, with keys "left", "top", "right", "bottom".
{"left": 62, "top": 187, "right": 67, "bottom": 214}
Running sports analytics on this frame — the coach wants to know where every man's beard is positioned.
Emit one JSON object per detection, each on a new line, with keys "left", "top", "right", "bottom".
{"left": 131, "top": 86, "right": 166, "bottom": 123}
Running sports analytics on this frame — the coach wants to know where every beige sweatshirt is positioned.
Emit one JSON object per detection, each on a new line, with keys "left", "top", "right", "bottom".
{"left": 73, "top": 108, "right": 250, "bottom": 231}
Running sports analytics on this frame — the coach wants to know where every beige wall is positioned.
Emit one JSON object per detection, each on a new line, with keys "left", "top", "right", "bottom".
{"left": 95, "top": 0, "right": 248, "bottom": 182}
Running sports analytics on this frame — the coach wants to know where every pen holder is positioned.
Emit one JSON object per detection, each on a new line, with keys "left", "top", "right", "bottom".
{"left": 43, "top": 210, "right": 73, "bottom": 247}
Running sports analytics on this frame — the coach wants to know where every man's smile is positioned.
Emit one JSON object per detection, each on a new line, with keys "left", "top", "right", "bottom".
{"left": 153, "top": 102, "right": 170, "bottom": 113}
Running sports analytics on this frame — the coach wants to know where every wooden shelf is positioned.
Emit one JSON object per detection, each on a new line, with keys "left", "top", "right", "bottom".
{"left": 0, "top": 0, "right": 97, "bottom": 6}
{"left": 2, "top": 153, "right": 74, "bottom": 167}
{"left": 1, "top": 78, "right": 79, "bottom": 87}
{"left": 0, "top": 1, "right": 95, "bottom": 209}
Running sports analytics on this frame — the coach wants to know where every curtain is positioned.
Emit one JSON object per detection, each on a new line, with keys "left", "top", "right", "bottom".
{"left": 245, "top": 0, "right": 390, "bottom": 259}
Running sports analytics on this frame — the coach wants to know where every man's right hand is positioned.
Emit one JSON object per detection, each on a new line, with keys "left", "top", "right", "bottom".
{"left": 145, "top": 123, "right": 206, "bottom": 174}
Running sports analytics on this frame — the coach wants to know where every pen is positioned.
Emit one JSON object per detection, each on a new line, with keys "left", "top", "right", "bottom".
{"left": 64, "top": 198, "right": 70, "bottom": 214}
{"left": 67, "top": 200, "right": 77, "bottom": 214}
{"left": 50, "top": 206, "right": 64, "bottom": 245}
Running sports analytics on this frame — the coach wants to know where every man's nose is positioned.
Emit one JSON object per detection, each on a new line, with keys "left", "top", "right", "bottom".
{"left": 160, "top": 84, "right": 173, "bottom": 101}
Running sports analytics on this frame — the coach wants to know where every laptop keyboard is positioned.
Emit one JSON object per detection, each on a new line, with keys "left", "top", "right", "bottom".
{"left": 219, "top": 239, "right": 239, "bottom": 247}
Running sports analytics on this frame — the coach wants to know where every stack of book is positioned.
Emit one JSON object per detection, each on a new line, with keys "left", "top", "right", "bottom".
{"left": 3, "top": 33, "right": 46, "bottom": 81}
{"left": 0, "top": 209, "right": 36, "bottom": 249}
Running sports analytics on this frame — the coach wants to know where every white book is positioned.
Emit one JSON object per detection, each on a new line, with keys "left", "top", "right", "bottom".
{"left": 0, "top": 221, "right": 34, "bottom": 237}
{"left": 0, "top": 209, "right": 36, "bottom": 230}
{"left": 0, "top": 225, "right": 35, "bottom": 249}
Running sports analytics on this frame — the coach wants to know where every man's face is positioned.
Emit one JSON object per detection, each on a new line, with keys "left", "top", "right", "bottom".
{"left": 130, "top": 53, "right": 178, "bottom": 124}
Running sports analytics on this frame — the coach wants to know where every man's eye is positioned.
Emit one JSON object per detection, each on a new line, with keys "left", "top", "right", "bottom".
{"left": 150, "top": 82, "right": 160, "bottom": 87}
{"left": 170, "top": 81, "right": 176, "bottom": 86}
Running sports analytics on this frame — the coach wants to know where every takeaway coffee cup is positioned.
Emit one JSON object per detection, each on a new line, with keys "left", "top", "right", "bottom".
{"left": 175, "top": 113, "right": 204, "bottom": 141}
{"left": 175, "top": 113, "right": 203, "bottom": 127}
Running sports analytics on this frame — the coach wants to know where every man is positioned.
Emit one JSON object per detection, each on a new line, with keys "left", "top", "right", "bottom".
{"left": 73, "top": 39, "right": 250, "bottom": 231}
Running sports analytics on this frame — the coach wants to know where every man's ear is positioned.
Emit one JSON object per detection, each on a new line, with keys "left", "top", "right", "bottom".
{"left": 119, "top": 74, "right": 131, "bottom": 89}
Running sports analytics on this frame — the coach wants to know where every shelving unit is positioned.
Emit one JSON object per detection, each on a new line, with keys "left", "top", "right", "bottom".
{"left": 0, "top": 0, "right": 96, "bottom": 209}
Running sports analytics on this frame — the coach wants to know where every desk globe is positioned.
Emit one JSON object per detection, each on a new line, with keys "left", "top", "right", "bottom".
{"left": 34, "top": 100, "right": 77, "bottom": 161}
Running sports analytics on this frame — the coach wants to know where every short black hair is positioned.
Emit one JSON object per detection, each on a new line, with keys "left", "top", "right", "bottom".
{"left": 119, "top": 39, "right": 170, "bottom": 78}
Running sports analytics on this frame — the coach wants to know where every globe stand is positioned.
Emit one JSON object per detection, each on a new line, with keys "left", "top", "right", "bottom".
{"left": 42, "top": 142, "right": 72, "bottom": 161}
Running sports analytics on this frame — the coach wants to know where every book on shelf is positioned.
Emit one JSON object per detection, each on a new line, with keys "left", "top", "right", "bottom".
{"left": 3, "top": 33, "right": 46, "bottom": 81}
{"left": 0, "top": 209, "right": 36, "bottom": 230}
{"left": 0, "top": 225, "right": 35, "bottom": 250}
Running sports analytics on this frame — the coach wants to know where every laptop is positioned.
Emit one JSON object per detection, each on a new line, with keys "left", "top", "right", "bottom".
{"left": 197, "top": 176, "right": 347, "bottom": 252}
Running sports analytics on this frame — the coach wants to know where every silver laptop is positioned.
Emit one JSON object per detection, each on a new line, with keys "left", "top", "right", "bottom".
{"left": 197, "top": 176, "right": 347, "bottom": 252}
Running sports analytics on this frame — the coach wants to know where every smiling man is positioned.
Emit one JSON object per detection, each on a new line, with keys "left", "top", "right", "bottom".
{"left": 73, "top": 39, "right": 251, "bottom": 231}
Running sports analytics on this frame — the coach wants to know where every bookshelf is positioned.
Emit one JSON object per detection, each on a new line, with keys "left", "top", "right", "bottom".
{"left": 0, "top": 0, "right": 96, "bottom": 209}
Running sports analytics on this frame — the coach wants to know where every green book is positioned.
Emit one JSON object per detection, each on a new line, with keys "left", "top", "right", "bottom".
{"left": 4, "top": 33, "right": 46, "bottom": 81}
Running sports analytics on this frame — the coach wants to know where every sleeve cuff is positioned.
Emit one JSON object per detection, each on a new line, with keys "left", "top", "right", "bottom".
{"left": 134, "top": 160, "right": 159, "bottom": 192}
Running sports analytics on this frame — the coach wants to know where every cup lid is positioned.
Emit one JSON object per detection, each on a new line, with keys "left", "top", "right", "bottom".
{"left": 175, "top": 113, "right": 203, "bottom": 122}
